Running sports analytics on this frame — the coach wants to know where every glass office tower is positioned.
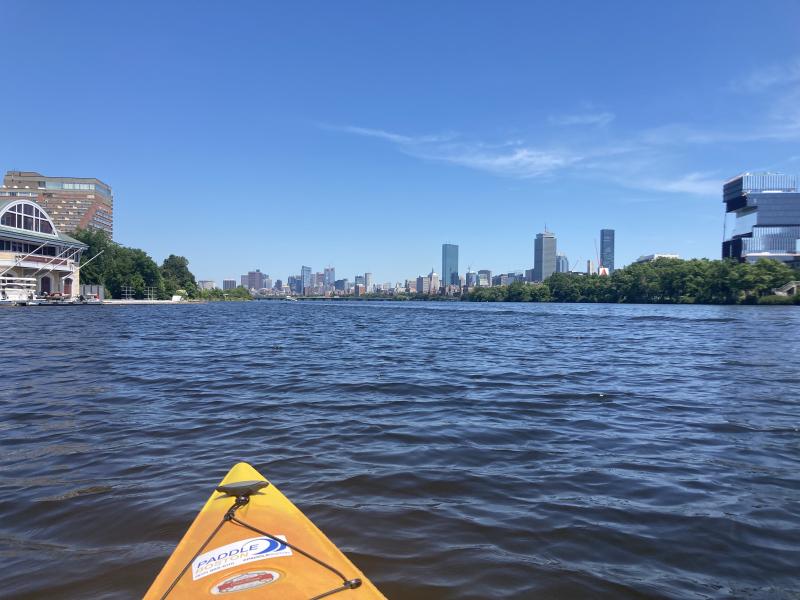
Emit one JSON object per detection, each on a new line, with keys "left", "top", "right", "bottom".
{"left": 301, "top": 266, "right": 312, "bottom": 292}
{"left": 533, "top": 231, "right": 557, "bottom": 281}
{"left": 441, "top": 243, "right": 459, "bottom": 286}
{"left": 555, "top": 253, "right": 570, "bottom": 273}
{"left": 722, "top": 173, "right": 800, "bottom": 266}
{"left": 600, "top": 229, "right": 615, "bottom": 272}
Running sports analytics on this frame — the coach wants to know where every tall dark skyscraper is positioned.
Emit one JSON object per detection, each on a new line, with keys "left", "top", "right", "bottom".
{"left": 722, "top": 172, "right": 800, "bottom": 266}
{"left": 600, "top": 229, "right": 615, "bottom": 272}
{"left": 442, "top": 243, "right": 459, "bottom": 286}
{"left": 301, "top": 265, "right": 311, "bottom": 292}
{"left": 532, "top": 231, "right": 556, "bottom": 281}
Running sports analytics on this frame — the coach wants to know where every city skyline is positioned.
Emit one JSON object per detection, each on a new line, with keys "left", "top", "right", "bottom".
{"left": 2, "top": 2, "right": 800, "bottom": 283}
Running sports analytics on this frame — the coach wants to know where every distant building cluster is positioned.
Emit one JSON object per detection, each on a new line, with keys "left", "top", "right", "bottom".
{"left": 206, "top": 228, "right": 619, "bottom": 298}
{"left": 9, "top": 166, "right": 793, "bottom": 299}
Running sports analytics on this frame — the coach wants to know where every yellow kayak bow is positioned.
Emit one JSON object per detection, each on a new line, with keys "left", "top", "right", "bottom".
{"left": 144, "top": 462, "right": 386, "bottom": 599}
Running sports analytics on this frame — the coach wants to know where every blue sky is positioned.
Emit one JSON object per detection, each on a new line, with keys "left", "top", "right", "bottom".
{"left": 2, "top": 1, "right": 799, "bottom": 284}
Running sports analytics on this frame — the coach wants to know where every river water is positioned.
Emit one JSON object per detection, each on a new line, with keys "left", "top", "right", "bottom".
{"left": 1, "top": 301, "right": 798, "bottom": 599}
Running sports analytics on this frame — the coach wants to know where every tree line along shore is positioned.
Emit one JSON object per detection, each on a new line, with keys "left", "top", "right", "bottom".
{"left": 75, "top": 230, "right": 799, "bottom": 305}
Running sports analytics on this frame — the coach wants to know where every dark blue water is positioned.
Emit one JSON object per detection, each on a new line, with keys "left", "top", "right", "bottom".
{"left": 1, "top": 301, "right": 799, "bottom": 599}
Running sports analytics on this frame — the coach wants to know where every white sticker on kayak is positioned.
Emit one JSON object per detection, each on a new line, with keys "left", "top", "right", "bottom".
{"left": 211, "top": 570, "right": 280, "bottom": 594}
{"left": 192, "top": 536, "right": 292, "bottom": 580}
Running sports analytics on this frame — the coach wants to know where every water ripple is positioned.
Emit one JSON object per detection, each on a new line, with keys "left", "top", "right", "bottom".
{"left": 0, "top": 301, "right": 798, "bottom": 599}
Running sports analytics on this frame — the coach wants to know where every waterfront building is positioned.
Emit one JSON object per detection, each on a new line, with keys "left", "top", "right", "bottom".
{"left": 301, "top": 266, "right": 311, "bottom": 292}
{"left": 197, "top": 280, "right": 216, "bottom": 291}
{"left": 354, "top": 274, "right": 365, "bottom": 286}
{"left": 429, "top": 269, "right": 440, "bottom": 292}
{"left": 334, "top": 278, "right": 349, "bottom": 291}
{"left": 288, "top": 275, "right": 302, "bottom": 295}
{"left": 722, "top": 172, "right": 800, "bottom": 266}
{"left": 222, "top": 279, "right": 237, "bottom": 290}
{"left": 478, "top": 269, "right": 492, "bottom": 287}
{"left": 242, "top": 269, "right": 267, "bottom": 290}
{"left": 465, "top": 271, "right": 478, "bottom": 287}
{"left": 600, "top": 229, "right": 615, "bottom": 272}
{"left": 0, "top": 198, "right": 87, "bottom": 298}
{"left": 364, "top": 272, "right": 373, "bottom": 293}
{"left": 492, "top": 274, "right": 509, "bottom": 286}
{"left": 556, "top": 253, "right": 569, "bottom": 273}
{"left": 274, "top": 279, "right": 283, "bottom": 291}
{"left": 415, "top": 269, "right": 440, "bottom": 294}
{"left": 634, "top": 253, "right": 680, "bottom": 263}
{"left": 324, "top": 267, "right": 335, "bottom": 287}
{"left": 442, "top": 243, "right": 459, "bottom": 286}
{"left": 533, "top": 230, "right": 557, "bottom": 281}
{"left": 264, "top": 276, "right": 273, "bottom": 290}
{"left": 2, "top": 170, "right": 113, "bottom": 237}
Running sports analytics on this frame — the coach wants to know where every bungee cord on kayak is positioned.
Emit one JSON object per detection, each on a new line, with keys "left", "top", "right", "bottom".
{"left": 158, "top": 479, "right": 362, "bottom": 600}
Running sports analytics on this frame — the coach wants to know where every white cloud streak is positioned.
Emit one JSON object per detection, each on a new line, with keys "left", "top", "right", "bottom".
{"left": 738, "top": 58, "right": 800, "bottom": 93}
{"left": 327, "top": 57, "right": 800, "bottom": 197}
{"left": 328, "top": 123, "right": 725, "bottom": 196}
{"left": 548, "top": 112, "right": 615, "bottom": 127}
{"left": 417, "top": 146, "right": 582, "bottom": 179}
{"left": 321, "top": 124, "right": 453, "bottom": 145}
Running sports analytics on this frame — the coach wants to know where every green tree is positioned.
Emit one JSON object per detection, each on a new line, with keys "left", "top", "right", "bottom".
{"left": 73, "top": 229, "right": 168, "bottom": 299}
{"left": 160, "top": 255, "right": 198, "bottom": 298}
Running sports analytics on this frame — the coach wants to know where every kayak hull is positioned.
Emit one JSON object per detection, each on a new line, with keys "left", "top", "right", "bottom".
{"left": 144, "top": 462, "right": 386, "bottom": 599}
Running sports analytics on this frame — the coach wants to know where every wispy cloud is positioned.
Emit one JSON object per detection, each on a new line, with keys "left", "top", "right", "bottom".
{"left": 738, "top": 57, "right": 800, "bottom": 93}
{"left": 321, "top": 124, "right": 453, "bottom": 145}
{"left": 625, "top": 172, "right": 721, "bottom": 197}
{"left": 323, "top": 124, "right": 579, "bottom": 178}
{"left": 548, "top": 111, "right": 615, "bottom": 127}
{"left": 419, "top": 146, "right": 582, "bottom": 179}
{"left": 326, "top": 123, "right": 724, "bottom": 196}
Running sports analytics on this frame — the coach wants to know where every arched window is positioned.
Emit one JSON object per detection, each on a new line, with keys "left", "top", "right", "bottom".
{"left": 0, "top": 201, "right": 56, "bottom": 235}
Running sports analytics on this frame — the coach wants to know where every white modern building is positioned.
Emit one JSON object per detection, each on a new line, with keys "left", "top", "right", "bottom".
{"left": 0, "top": 198, "right": 87, "bottom": 302}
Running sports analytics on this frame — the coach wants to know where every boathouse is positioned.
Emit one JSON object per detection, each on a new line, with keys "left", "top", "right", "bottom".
{"left": 0, "top": 198, "right": 88, "bottom": 299}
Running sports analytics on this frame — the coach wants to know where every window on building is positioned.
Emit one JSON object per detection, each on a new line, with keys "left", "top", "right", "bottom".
{"left": 0, "top": 202, "right": 58, "bottom": 235}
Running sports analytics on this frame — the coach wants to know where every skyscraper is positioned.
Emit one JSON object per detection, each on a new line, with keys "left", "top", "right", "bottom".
{"left": 555, "top": 253, "right": 569, "bottom": 273}
{"left": 288, "top": 275, "right": 303, "bottom": 294}
{"left": 301, "top": 266, "right": 312, "bottom": 292}
{"left": 2, "top": 170, "right": 114, "bottom": 237}
{"left": 478, "top": 269, "right": 492, "bottom": 287}
{"left": 242, "top": 269, "right": 267, "bottom": 290}
{"left": 533, "top": 230, "right": 557, "bottom": 281}
{"left": 364, "top": 272, "right": 373, "bottom": 293}
{"left": 722, "top": 172, "right": 800, "bottom": 266}
{"left": 600, "top": 229, "right": 615, "bottom": 272}
{"left": 324, "top": 267, "right": 336, "bottom": 287}
{"left": 441, "top": 243, "right": 459, "bottom": 286}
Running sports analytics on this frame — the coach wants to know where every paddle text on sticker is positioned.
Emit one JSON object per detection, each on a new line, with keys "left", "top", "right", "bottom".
{"left": 192, "top": 536, "right": 292, "bottom": 580}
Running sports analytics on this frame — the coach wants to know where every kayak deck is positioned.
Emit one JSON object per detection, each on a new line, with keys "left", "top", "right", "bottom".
{"left": 144, "top": 462, "right": 386, "bottom": 599}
